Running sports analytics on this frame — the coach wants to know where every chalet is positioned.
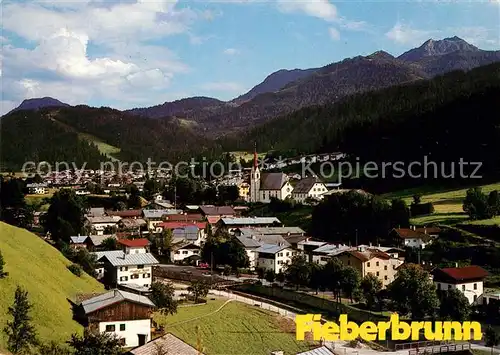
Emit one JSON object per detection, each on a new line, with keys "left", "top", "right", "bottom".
{"left": 75, "top": 289, "right": 155, "bottom": 348}
{"left": 416, "top": 227, "right": 441, "bottom": 238}
{"left": 128, "top": 333, "right": 204, "bottom": 355}
{"left": 390, "top": 227, "right": 433, "bottom": 249}
{"left": 235, "top": 236, "right": 262, "bottom": 269}
{"left": 199, "top": 205, "right": 235, "bottom": 225}
{"left": 256, "top": 244, "right": 297, "bottom": 274}
{"left": 216, "top": 217, "right": 282, "bottom": 233}
{"left": 291, "top": 177, "right": 328, "bottom": 203}
{"left": 86, "top": 216, "right": 122, "bottom": 236}
{"left": 311, "top": 243, "right": 351, "bottom": 265}
{"left": 336, "top": 246, "right": 404, "bottom": 287}
{"left": 70, "top": 235, "right": 89, "bottom": 249}
{"left": 432, "top": 265, "right": 489, "bottom": 304}
{"left": 94, "top": 239, "right": 158, "bottom": 290}
{"left": 170, "top": 242, "right": 201, "bottom": 264}
{"left": 170, "top": 226, "right": 205, "bottom": 246}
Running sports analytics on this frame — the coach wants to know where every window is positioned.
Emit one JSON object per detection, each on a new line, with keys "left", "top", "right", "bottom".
{"left": 131, "top": 274, "right": 139, "bottom": 279}
{"left": 105, "top": 325, "right": 115, "bottom": 332}
{"left": 182, "top": 251, "right": 188, "bottom": 254}
{"left": 137, "top": 265, "right": 144, "bottom": 269}
{"left": 120, "top": 276, "right": 128, "bottom": 281}
{"left": 474, "top": 283, "right": 477, "bottom": 290}
{"left": 143, "top": 273, "right": 151, "bottom": 278}
{"left": 367, "top": 262, "right": 371, "bottom": 267}
{"left": 120, "top": 266, "right": 128, "bottom": 271}
{"left": 175, "top": 251, "right": 180, "bottom": 254}
{"left": 384, "top": 276, "right": 388, "bottom": 280}
{"left": 119, "top": 324, "right": 126, "bottom": 331}
{"left": 473, "top": 295, "right": 477, "bottom": 302}
{"left": 118, "top": 338, "right": 126, "bottom": 346}
{"left": 384, "top": 265, "right": 387, "bottom": 270}
{"left": 376, "top": 262, "right": 379, "bottom": 267}
{"left": 286, "top": 252, "right": 289, "bottom": 256}
{"left": 347, "top": 261, "right": 351, "bottom": 266}
{"left": 462, "top": 285, "right": 466, "bottom": 291}
{"left": 376, "top": 272, "right": 380, "bottom": 276}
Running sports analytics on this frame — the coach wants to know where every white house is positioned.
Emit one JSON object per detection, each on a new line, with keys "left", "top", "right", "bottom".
{"left": 86, "top": 216, "right": 122, "bottom": 236}
{"left": 78, "top": 289, "right": 155, "bottom": 348}
{"left": 256, "top": 244, "right": 297, "bottom": 274}
{"left": 170, "top": 242, "right": 201, "bottom": 264}
{"left": 291, "top": 177, "right": 328, "bottom": 203}
{"left": 249, "top": 149, "right": 293, "bottom": 203}
{"left": 391, "top": 227, "right": 433, "bottom": 249}
{"left": 129, "top": 333, "right": 204, "bottom": 355}
{"left": 94, "top": 239, "right": 159, "bottom": 290}
{"left": 432, "top": 265, "right": 489, "bottom": 304}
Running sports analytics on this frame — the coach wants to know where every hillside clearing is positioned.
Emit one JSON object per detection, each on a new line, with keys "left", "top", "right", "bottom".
{"left": 0, "top": 222, "right": 104, "bottom": 348}
{"left": 229, "top": 151, "right": 266, "bottom": 163}
{"left": 154, "top": 299, "right": 315, "bottom": 355}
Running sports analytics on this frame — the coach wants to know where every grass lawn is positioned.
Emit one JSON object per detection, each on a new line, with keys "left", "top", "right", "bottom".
{"left": 382, "top": 182, "right": 500, "bottom": 226}
{"left": 78, "top": 133, "right": 121, "bottom": 160}
{"left": 0, "top": 222, "right": 105, "bottom": 348}
{"left": 154, "top": 300, "right": 316, "bottom": 355}
{"left": 229, "top": 151, "right": 266, "bottom": 162}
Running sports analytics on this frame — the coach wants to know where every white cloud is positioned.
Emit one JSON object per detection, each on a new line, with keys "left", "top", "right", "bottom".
{"left": 277, "top": 0, "right": 337, "bottom": 21}
{"left": 199, "top": 82, "right": 245, "bottom": 92}
{"left": 223, "top": 48, "right": 240, "bottom": 55}
{"left": 328, "top": 27, "right": 340, "bottom": 41}
{"left": 0, "top": 0, "right": 211, "bottom": 115}
{"left": 385, "top": 21, "right": 435, "bottom": 45}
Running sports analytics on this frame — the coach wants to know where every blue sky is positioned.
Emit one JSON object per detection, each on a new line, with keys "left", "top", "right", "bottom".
{"left": 1, "top": 0, "right": 499, "bottom": 114}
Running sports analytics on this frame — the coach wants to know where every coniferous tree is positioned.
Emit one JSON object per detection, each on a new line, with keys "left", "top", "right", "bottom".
{"left": 3, "top": 286, "right": 38, "bottom": 354}
{"left": 68, "top": 329, "right": 122, "bottom": 355}
{"left": 0, "top": 249, "right": 8, "bottom": 278}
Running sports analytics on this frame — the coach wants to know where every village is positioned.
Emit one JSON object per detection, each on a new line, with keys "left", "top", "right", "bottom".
{"left": 1, "top": 150, "right": 498, "bottom": 355}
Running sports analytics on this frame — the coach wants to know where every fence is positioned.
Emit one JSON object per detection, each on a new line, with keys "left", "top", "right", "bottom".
{"left": 407, "top": 343, "right": 471, "bottom": 355}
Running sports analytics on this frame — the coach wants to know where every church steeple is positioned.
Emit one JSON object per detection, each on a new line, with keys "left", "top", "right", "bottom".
{"left": 250, "top": 142, "right": 260, "bottom": 202}
{"left": 253, "top": 142, "right": 258, "bottom": 169}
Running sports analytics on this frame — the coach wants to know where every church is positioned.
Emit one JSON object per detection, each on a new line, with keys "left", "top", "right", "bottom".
{"left": 249, "top": 148, "right": 293, "bottom": 203}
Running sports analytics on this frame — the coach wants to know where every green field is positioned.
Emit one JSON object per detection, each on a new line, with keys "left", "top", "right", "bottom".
{"left": 230, "top": 151, "right": 266, "bottom": 162}
{"left": 78, "top": 133, "right": 121, "bottom": 160}
{"left": 382, "top": 182, "right": 500, "bottom": 226}
{"left": 154, "top": 299, "right": 316, "bottom": 355}
{"left": 0, "top": 222, "right": 104, "bottom": 349}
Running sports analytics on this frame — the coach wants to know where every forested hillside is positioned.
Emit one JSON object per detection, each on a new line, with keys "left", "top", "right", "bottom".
{"left": 1, "top": 110, "right": 107, "bottom": 171}
{"left": 223, "top": 62, "right": 500, "bottom": 191}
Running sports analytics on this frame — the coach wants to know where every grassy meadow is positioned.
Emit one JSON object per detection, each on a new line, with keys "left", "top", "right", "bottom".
{"left": 0, "top": 222, "right": 104, "bottom": 348}
{"left": 154, "top": 299, "right": 316, "bottom": 355}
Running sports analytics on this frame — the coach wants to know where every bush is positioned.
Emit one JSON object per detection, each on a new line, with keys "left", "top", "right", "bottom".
{"left": 67, "top": 263, "right": 82, "bottom": 277}
{"left": 410, "top": 202, "right": 435, "bottom": 216}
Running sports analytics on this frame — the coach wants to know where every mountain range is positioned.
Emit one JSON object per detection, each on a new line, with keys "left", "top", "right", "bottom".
{"left": 8, "top": 37, "right": 500, "bottom": 136}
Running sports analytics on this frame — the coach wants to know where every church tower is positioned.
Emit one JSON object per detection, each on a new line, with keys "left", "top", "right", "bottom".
{"left": 249, "top": 143, "right": 260, "bottom": 202}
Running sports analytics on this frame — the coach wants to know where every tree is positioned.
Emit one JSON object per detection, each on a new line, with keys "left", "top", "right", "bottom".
{"left": 0, "top": 249, "right": 8, "bottom": 278}
{"left": 68, "top": 329, "right": 122, "bottom": 355}
{"left": 38, "top": 341, "right": 71, "bottom": 355}
{"left": 264, "top": 269, "right": 275, "bottom": 283}
{"left": 488, "top": 190, "right": 500, "bottom": 217}
{"left": 151, "top": 281, "right": 178, "bottom": 315}
{"left": 101, "top": 237, "right": 118, "bottom": 251}
{"left": 283, "top": 255, "right": 311, "bottom": 290}
{"left": 323, "top": 258, "right": 345, "bottom": 302}
{"left": 143, "top": 179, "right": 158, "bottom": 201}
{"left": 388, "top": 264, "right": 439, "bottom": 319}
{"left": 42, "top": 189, "right": 87, "bottom": 243}
{"left": 114, "top": 201, "right": 127, "bottom": 211}
{"left": 276, "top": 271, "right": 285, "bottom": 284}
{"left": 391, "top": 199, "right": 410, "bottom": 228}
{"left": 341, "top": 266, "right": 361, "bottom": 303}
{"left": 439, "top": 288, "right": 470, "bottom": 321}
{"left": 308, "top": 262, "right": 324, "bottom": 294}
{"left": 188, "top": 281, "right": 209, "bottom": 303}
{"left": 0, "top": 177, "right": 33, "bottom": 229}
{"left": 463, "top": 187, "right": 492, "bottom": 220}
{"left": 218, "top": 185, "right": 240, "bottom": 204}
{"left": 3, "top": 286, "right": 38, "bottom": 354}
{"left": 412, "top": 194, "right": 422, "bottom": 205}
{"left": 201, "top": 235, "right": 249, "bottom": 270}
{"left": 128, "top": 185, "right": 142, "bottom": 209}
{"left": 73, "top": 249, "right": 98, "bottom": 277}
{"left": 223, "top": 265, "right": 232, "bottom": 277}
{"left": 484, "top": 326, "right": 500, "bottom": 355}
{"left": 360, "top": 273, "right": 382, "bottom": 310}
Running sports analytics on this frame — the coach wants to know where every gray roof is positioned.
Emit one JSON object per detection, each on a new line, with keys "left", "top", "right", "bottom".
{"left": 87, "top": 207, "right": 105, "bottom": 217}
{"left": 254, "top": 234, "right": 291, "bottom": 247}
{"left": 81, "top": 289, "right": 155, "bottom": 314}
{"left": 293, "top": 177, "right": 323, "bottom": 194}
{"left": 284, "top": 235, "right": 308, "bottom": 244}
{"left": 87, "top": 216, "right": 121, "bottom": 224}
{"left": 173, "top": 226, "right": 198, "bottom": 240}
{"left": 297, "top": 346, "right": 335, "bottom": 355}
{"left": 88, "top": 234, "right": 116, "bottom": 246}
{"left": 142, "top": 209, "right": 169, "bottom": 219}
{"left": 154, "top": 200, "right": 174, "bottom": 208}
{"left": 220, "top": 217, "right": 281, "bottom": 226}
{"left": 260, "top": 172, "right": 288, "bottom": 190}
{"left": 70, "top": 236, "right": 88, "bottom": 244}
{"left": 94, "top": 251, "right": 159, "bottom": 267}
{"left": 236, "top": 236, "right": 262, "bottom": 248}
{"left": 129, "top": 333, "right": 203, "bottom": 355}
{"left": 313, "top": 243, "right": 350, "bottom": 255}
{"left": 256, "top": 243, "right": 289, "bottom": 254}
{"left": 252, "top": 227, "right": 305, "bottom": 235}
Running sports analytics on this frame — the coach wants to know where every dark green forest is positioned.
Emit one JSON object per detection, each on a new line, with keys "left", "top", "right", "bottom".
{"left": 1, "top": 110, "right": 107, "bottom": 170}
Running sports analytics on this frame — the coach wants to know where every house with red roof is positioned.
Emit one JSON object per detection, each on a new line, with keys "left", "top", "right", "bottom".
{"left": 432, "top": 265, "right": 489, "bottom": 304}
{"left": 390, "top": 226, "right": 433, "bottom": 249}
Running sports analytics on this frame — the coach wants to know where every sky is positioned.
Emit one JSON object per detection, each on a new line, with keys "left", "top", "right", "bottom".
{"left": 1, "top": 0, "right": 500, "bottom": 114}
